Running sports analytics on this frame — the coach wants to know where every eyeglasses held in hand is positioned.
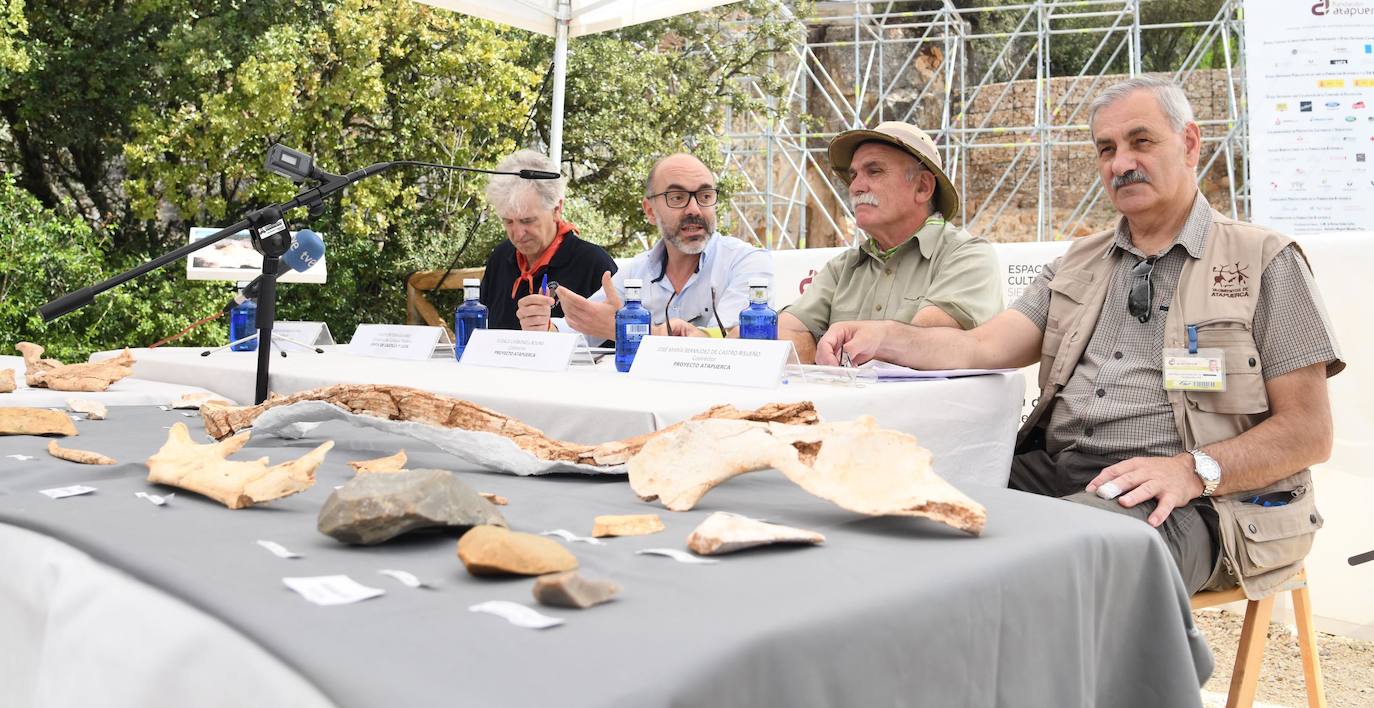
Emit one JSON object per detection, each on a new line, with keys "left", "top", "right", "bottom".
{"left": 1127, "top": 257, "right": 1156, "bottom": 323}
{"left": 648, "top": 188, "right": 718, "bottom": 209}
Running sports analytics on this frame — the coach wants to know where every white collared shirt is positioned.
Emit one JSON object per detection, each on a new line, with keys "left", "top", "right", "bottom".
{"left": 555, "top": 233, "right": 773, "bottom": 337}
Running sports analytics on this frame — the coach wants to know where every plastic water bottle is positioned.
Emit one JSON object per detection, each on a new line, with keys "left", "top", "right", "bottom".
{"left": 454, "top": 278, "right": 488, "bottom": 361}
{"left": 738, "top": 277, "right": 778, "bottom": 340}
{"left": 615, "top": 278, "right": 652, "bottom": 372}
{"left": 229, "top": 296, "right": 258, "bottom": 352}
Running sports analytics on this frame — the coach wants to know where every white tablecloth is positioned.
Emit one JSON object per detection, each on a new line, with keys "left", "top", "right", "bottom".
{"left": 0, "top": 355, "right": 216, "bottom": 408}
{"left": 91, "top": 347, "right": 1024, "bottom": 488}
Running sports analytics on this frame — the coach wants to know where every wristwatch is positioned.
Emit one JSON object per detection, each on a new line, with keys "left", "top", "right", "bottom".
{"left": 1190, "top": 449, "right": 1222, "bottom": 497}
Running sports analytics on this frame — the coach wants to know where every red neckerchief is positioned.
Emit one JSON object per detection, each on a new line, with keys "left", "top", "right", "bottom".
{"left": 511, "top": 221, "right": 577, "bottom": 299}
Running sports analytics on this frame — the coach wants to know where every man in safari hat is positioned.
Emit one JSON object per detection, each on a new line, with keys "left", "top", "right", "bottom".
{"left": 778, "top": 121, "right": 1002, "bottom": 363}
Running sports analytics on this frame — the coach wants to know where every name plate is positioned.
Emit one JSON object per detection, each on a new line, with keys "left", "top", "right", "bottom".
{"left": 347, "top": 324, "right": 447, "bottom": 361}
{"left": 629, "top": 336, "right": 792, "bottom": 388}
{"left": 270, "top": 321, "right": 335, "bottom": 352}
{"left": 458, "top": 329, "right": 580, "bottom": 372}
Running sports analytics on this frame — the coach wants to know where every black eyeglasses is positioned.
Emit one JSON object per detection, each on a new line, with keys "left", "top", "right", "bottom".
{"left": 662, "top": 287, "right": 727, "bottom": 337}
{"left": 1127, "top": 257, "right": 1156, "bottom": 323}
{"left": 648, "top": 188, "right": 718, "bottom": 209}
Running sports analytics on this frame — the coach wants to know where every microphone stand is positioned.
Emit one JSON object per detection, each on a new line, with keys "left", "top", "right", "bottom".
{"left": 39, "top": 149, "right": 556, "bottom": 405}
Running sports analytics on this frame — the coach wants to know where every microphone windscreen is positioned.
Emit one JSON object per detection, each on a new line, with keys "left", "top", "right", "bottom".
{"left": 283, "top": 228, "right": 325, "bottom": 272}
{"left": 516, "top": 169, "right": 562, "bottom": 180}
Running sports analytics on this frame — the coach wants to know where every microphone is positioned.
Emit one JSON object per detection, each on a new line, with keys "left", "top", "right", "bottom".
{"left": 516, "top": 169, "right": 561, "bottom": 180}
{"left": 225, "top": 228, "right": 325, "bottom": 311}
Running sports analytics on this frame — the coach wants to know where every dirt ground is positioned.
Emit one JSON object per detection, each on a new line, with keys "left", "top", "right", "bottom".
{"left": 1195, "top": 609, "right": 1374, "bottom": 707}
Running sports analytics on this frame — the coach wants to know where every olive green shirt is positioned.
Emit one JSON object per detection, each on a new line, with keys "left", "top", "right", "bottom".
{"left": 783, "top": 216, "right": 1003, "bottom": 335}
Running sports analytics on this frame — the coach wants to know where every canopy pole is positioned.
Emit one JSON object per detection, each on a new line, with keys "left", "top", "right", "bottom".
{"left": 549, "top": 0, "right": 571, "bottom": 168}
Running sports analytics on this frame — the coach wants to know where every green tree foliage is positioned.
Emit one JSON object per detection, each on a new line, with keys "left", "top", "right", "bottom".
{"left": 0, "top": 0, "right": 802, "bottom": 358}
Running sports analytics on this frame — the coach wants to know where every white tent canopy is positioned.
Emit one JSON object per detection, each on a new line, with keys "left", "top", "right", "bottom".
{"left": 415, "top": 0, "right": 739, "bottom": 164}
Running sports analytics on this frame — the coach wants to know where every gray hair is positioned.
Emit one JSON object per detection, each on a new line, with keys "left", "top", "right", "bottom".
{"left": 1087, "top": 76, "right": 1196, "bottom": 134}
{"left": 484, "top": 149, "right": 564, "bottom": 216}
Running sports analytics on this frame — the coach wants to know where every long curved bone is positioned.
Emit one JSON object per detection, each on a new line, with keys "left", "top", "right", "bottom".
{"left": 628, "top": 416, "right": 987, "bottom": 536}
{"left": 201, "top": 384, "right": 818, "bottom": 469}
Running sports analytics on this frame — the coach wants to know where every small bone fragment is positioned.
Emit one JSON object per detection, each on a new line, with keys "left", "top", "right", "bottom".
{"left": 67, "top": 399, "right": 107, "bottom": 420}
{"left": 47, "top": 440, "right": 116, "bottom": 465}
{"left": 200, "top": 384, "right": 818, "bottom": 468}
{"left": 348, "top": 450, "right": 407, "bottom": 474}
{"left": 145, "top": 423, "right": 329, "bottom": 509}
{"left": 687, "top": 512, "right": 825, "bottom": 555}
{"left": 0, "top": 408, "right": 78, "bottom": 436}
{"left": 629, "top": 416, "right": 987, "bottom": 536}
{"left": 18, "top": 343, "right": 134, "bottom": 392}
{"left": 457, "top": 525, "right": 578, "bottom": 576}
{"left": 170, "top": 392, "right": 234, "bottom": 410}
{"left": 480, "top": 492, "right": 508, "bottom": 506}
{"left": 532, "top": 571, "right": 620, "bottom": 609}
{"left": 591, "top": 514, "right": 665, "bottom": 538}
{"left": 0, "top": 369, "right": 14, "bottom": 393}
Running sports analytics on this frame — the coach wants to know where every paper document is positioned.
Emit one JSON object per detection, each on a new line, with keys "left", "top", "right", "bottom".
{"left": 857, "top": 361, "right": 1013, "bottom": 380}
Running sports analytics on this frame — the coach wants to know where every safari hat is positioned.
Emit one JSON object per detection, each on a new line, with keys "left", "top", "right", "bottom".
{"left": 828, "top": 121, "right": 960, "bottom": 220}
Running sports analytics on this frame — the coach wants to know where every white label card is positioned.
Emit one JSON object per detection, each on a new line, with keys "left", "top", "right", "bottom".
{"left": 269, "top": 321, "right": 335, "bottom": 352}
{"left": 257, "top": 539, "right": 302, "bottom": 559}
{"left": 459, "top": 330, "right": 579, "bottom": 372}
{"left": 348, "top": 324, "right": 446, "bottom": 361}
{"left": 378, "top": 569, "right": 429, "bottom": 589}
{"left": 283, "top": 575, "right": 386, "bottom": 606}
{"left": 629, "top": 336, "right": 793, "bottom": 389}
{"left": 468, "top": 601, "right": 564, "bottom": 629}
{"left": 136, "top": 491, "right": 174, "bottom": 507}
{"left": 636, "top": 548, "right": 719, "bottom": 565}
{"left": 540, "top": 529, "right": 606, "bottom": 546}
{"left": 41, "top": 485, "right": 97, "bottom": 499}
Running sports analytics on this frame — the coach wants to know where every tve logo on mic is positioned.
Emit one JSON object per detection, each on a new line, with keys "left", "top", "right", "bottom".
{"left": 186, "top": 226, "right": 328, "bottom": 284}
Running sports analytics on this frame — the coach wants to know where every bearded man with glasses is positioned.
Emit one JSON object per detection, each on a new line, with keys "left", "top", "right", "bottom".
{"left": 813, "top": 78, "right": 1343, "bottom": 599}
{"left": 529, "top": 153, "right": 772, "bottom": 340}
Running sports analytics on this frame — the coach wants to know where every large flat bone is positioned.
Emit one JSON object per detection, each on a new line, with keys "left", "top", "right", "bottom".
{"left": 629, "top": 416, "right": 987, "bottom": 536}
{"left": 0, "top": 408, "right": 78, "bottom": 436}
{"left": 145, "top": 423, "right": 330, "bottom": 509}
{"left": 18, "top": 342, "right": 134, "bottom": 392}
{"left": 201, "top": 384, "right": 818, "bottom": 469}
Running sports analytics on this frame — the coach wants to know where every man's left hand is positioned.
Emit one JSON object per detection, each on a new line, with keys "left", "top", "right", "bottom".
{"left": 1086, "top": 454, "right": 1204, "bottom": 527}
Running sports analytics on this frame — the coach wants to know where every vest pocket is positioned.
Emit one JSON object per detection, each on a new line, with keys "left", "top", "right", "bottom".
{"left": 1223, "top": 487, "right": 1322, "bottom": 577}
{"left": 1185, "top": 320, "right": 1268, "bottom": 414}
{"left": 1043, "top": 272, "right": 1093, "bottom": 356}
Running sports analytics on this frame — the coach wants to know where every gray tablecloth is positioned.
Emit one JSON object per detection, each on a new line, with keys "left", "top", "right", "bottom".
{"left": 0, "top": 407, "right": 1210, "bottom": 708}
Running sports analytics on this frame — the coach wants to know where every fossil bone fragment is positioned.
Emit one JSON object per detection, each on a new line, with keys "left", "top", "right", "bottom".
{"left": 0, "top": 369, "right": 14, "bottom": 393}
{"left": 145, "top": 423, "right": 330, "bottom": 509}
{"left": 348, "top": 450, "right": 407, "bottom": 474}
{"left": 200, "top": 384, "right": 818, "bottom": 471}
{"left": 532, "top": 571, "right": 620, "bottom": 609}
{"left": 67, "top": 399, "right": 107, "bottom": 420}
{"left": 0, "top": 407, "right": 77, "bottom": 436}
{"left": 170, "top": 392, "right": 234, "bottom": 410}
{"left": 629, "top": 416, "right": 987, "bottom": 536}
{"left": 591, "top": 514, "right": 665, "bottom": 538}
{"left": 480, "top": 492, "right": 509, "bottom": 506}
{"left": 47, "top": 440, "right": 116, "bottom": 465}
{"left": 18, "top": 342, "right": 134, "bottom": 392}
{"left": 457, "top": 525, "right": 578, "bottom": 576}
{"left": 687, "top": 512, "right": 825, "bottom": 555}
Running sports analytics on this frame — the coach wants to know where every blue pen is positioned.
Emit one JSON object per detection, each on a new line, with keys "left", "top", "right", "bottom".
{"left": 540, "top": 273, "right": 548, "bottom": 296}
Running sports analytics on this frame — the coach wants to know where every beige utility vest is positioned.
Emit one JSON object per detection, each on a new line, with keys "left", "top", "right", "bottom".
{"left": 1017, "top": 210, "right": 1343, "bottom": 598}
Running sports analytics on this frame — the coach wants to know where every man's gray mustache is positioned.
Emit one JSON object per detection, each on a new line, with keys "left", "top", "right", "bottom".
{"left": 852, "top": 193, "right": 880, "bottom": 207}
{"left": 1112, "top": 170, "right": 1150, "bottom": 189}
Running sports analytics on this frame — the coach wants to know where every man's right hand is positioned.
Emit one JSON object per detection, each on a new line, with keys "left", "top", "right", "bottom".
{"left": 516, "top": 293, "right": 556, "bottom": 332}
{"left": 816, "top": 320, "right": 893, "bottom": 366}
{"left": 556, "top": 271, "right": 619, "bottom": 341}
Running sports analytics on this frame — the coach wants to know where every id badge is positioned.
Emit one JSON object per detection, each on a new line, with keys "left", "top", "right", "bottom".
{"left": 1162, "top": 348, "right": 1226, "bottom": 392}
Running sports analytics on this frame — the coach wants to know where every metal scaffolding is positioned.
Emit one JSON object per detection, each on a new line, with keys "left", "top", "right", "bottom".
{"left": 718, "top": 0, "right": 1247, "bottom": 248}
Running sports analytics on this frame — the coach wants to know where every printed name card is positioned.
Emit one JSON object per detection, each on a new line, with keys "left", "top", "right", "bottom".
{"left": 348, "top": 324, "right": 447, "bottom": 361}
{"left": 270, "top": 321, "right": 335, "bottom": 352}
{"left": 629, "top": 336, "right": 793, "bottom": 389}
{"left": 458, "top": 330, "right": 580, "bottom": 372}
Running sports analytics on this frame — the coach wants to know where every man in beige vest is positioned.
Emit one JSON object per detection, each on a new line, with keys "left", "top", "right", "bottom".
{"left": 814, "top": 77, "right": 1343, "bottom": 598}
{"left": 778, "top": 121, "right": 1002, "bottom": 363}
